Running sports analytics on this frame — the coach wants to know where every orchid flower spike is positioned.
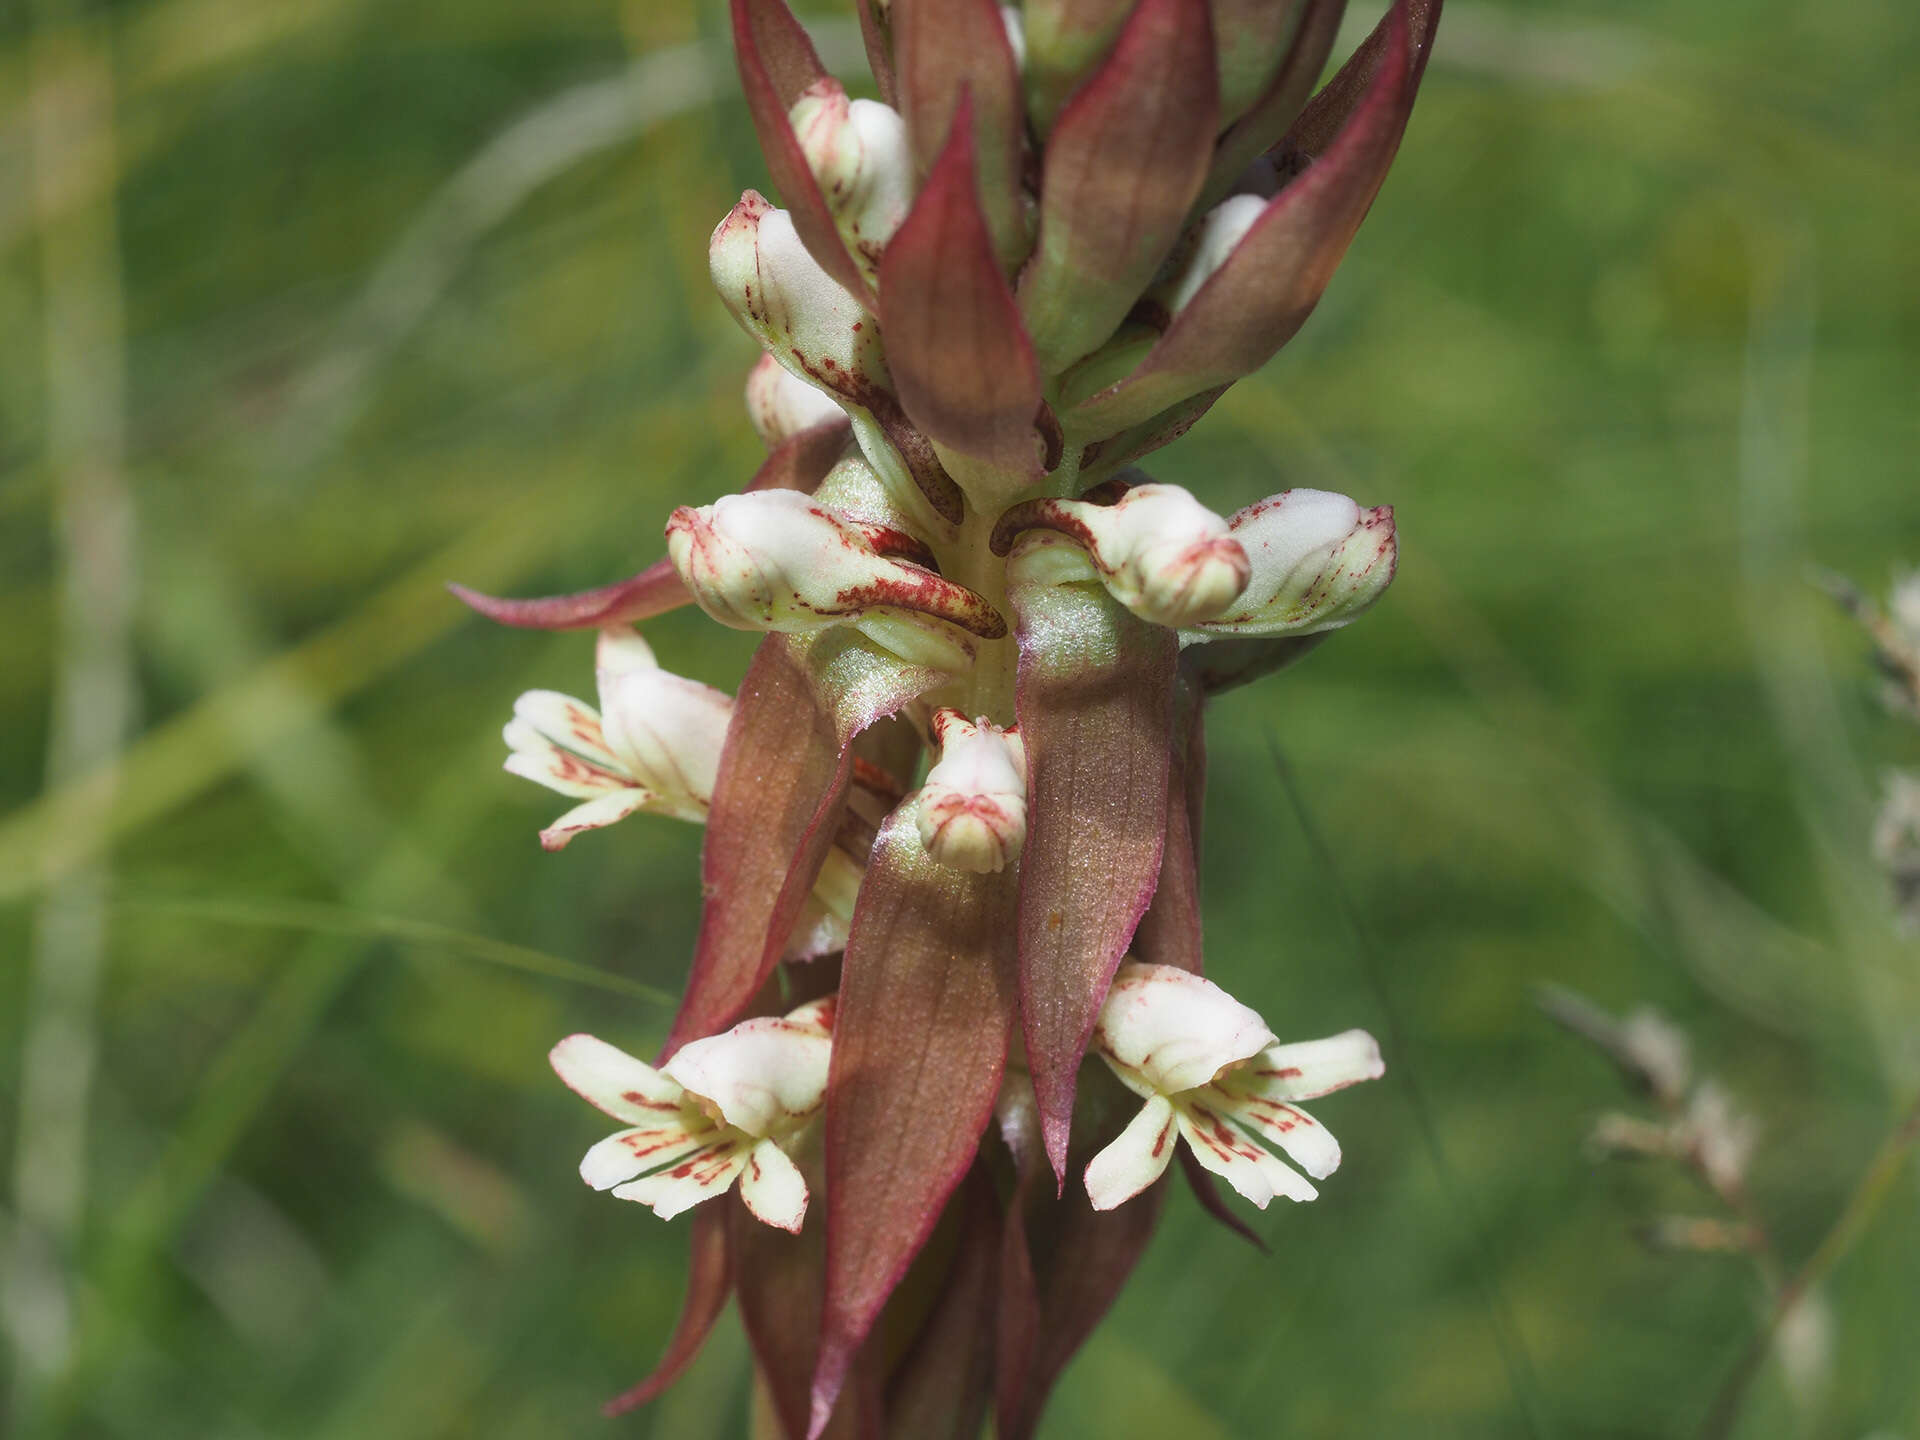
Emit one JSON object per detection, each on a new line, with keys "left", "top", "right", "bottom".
{"left": 917, "top": 709, "right": 1028, "bottom": 874}
{"left": 502, "top": 626, "right": 731, "bottom": 850}
{"left": 549, "top": 996, "right": 835, "bottom": 1232}
{"left": 1085, "top": 962, "right": 1384, "bottom": 1212}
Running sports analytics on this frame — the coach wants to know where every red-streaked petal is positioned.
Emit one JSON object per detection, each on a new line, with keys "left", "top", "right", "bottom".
{"left": 731, "top": 0, "right": 875, "bottom": 303}
{"left": 535, "top": 790, "right": 650, "bottom": 851}
{"left": 1083, "top": 1093, "right": 1178, "bottom": 1211}
{"left": 1225, "top": 1095, "right": 1343, "bottom": 1179}
{"left": 1065, "top": 0, "right": 1441, "bottom": 439}
{"left": 1017, "top": 0, "right": 1220, "bottom": 372}
{"left": 580, "top": 1123, "right": 704, "bottom": 1191}
{"left": 450, "top": 417, "right": 847, "bottom": 631}
{"left": 882, "top": 1167, "right": 999, "bottom": 1439}
{"left": 1202, "top": 0, "right": 1349, "bottom": 203}
{"left": 665, "top": 632, "right": 943, "bottom": 1058}
{"left": 893, "top": 0, "right": 1026, "bottom": 270}
{"left": 1009, "top": 540, "right": 1177, "bottom": 1185}
{"left": 878, "top": 94, "right": 1046, "bottom": 482}
{"left": 1236, "top": 1027, "right": 1386, "bottom": 1101}
{"left": 739, "top": 1137, "right": 810, "bottom": 1232}
{"left": 550, "top": 1033, "right": 683, "bottom": 1124}
{"left": 810, "top": 799, "right": 1018, "bottom": 1436}
{"left": 1174, "top": 1098, "right": 1317, "bottom": 1207}
{"left": 612, "top": 1136, "right": 757, "bottom": 1219}
{"left": 602, "top": 1205, "right": 734, "bottom": 1416}
{"left": 1132, "top": 684, "right": 1205, "bottom": 973}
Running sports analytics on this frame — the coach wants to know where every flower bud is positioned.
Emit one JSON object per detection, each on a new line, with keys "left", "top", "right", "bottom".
{"left": 1148, "top": 193, "right": 1266, "bottom": 320}
{"left": 993, "top": 482, "right": 1249, "bottom": 628}
{"left": 917, "top": 710, "right": 1028, "bottom": 873}
{"left": 1190, "top": 489, "right": 1396, "bottom": 637}
{"left": 664, "top": 489, "right": 1002, "bottom": 669}
{"left": 744, "top": 353, "right": 844, "bottom": 447}
{"left": 789, "top": 79, "right": 915, "bottom": 284}
{"left": 710, "top": 191, "right": 890, "bottom": 411}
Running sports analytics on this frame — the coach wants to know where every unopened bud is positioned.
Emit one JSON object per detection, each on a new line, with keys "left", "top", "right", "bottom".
{"left": 918, "top": 710, "right": 1028, "bottom": 873}
{"left": 665, "top": 489, "right": 1002, "bottom": 669}
{"left": 993, "top": 482, "right": 1250, "bottom": 628}
{"left": 1149, "top": 193, "right": 1266, "bottom": 319}
{"left": 710, "top": 191, "right": 891, "bottom": 411}
{"left": 789, "top": 79, "right": 915, "bottom": 284}
{"left": 745, "top": 353, "right": 844, "bottom": 447}
{"left": 1192, "top": 489, "right": 1396, "bottom": 637}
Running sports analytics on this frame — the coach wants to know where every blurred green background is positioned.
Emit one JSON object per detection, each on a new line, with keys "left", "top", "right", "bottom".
{"left": 3, "top": 0, "right": 1918, "bottom": 1435}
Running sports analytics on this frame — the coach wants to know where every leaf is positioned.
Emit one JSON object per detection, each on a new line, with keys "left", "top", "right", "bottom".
{"left": 878, "top": 95, "right": 1046, "bottom": 481}
{"left": 1201, "top": 0, "right": 1349, "bottom": 204}
{"left": 1009, "top": 539, "right": 1177, "bottom": 1183}
{"left": 1065, "top": 0, "right": 1443, "bottom": 439}
{"left": 892, "top": 0, "right": 1027, "bottom": 270}
{"left": 881, "top": 1166, "right": 1000, "bottom": 1439}
{"left": 995, "top": 1090, "right": 1172, "bottom": 1440}
{"left": 732, "top": 0, "right": 876, "bottom": 303}
{"left": 1181, "top": 631, "right": 1329, "bottom": 695}
{"left": 854, "top": 0, "right": 897, "bottom": 106}
{"left": 1132, "top": 682, "right": 1205, "bottom": 974}
{"left": 810, "top": 798, "right": 1018, "bottom": 1436}
{"left": 450, "top": 418, "right": 848, "bottom": 630}
{"left": 602, "top": 1206, "right": 733, "bottom": 1415}
{"left": 663, "top": 631, "right": 942, "bottom": 1058}
{"left": 730, "top": 1188, "right": 884, "bottom": 1440}
{"left": 1017, "top": 0, "right": 1220, "bottom": 372}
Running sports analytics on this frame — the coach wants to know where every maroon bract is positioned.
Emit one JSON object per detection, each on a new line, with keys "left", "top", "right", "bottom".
{"left": 467, "top": 1, "right": 1443, "bottom": 1434}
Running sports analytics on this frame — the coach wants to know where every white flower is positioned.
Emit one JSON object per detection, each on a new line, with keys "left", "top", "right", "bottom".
{"left": 1084, "top": 962, "right": 1383, "bottom": 1212}
{"left": 502, "top": 626, "right": 731, "bottom": 851}
{"left": 788, "top": 79, "right": 915, "bottom": 283}
{"left": 549, "top": 996, "right": 835, "bottom": 1232}
{"left": 917, "top": 709, "right": 1028, "bottom": 873}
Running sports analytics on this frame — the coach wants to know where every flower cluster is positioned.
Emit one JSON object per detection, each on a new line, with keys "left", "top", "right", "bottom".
{"left": 465, "top": 0, "right": 1440, "bottom": 1433}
